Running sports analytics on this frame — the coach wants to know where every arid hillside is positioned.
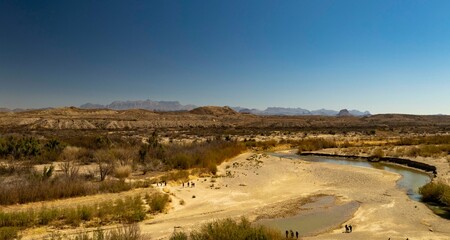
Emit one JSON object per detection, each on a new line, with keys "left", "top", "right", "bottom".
{"left": 1, "top": 106, "right": 450, "bottom": 135}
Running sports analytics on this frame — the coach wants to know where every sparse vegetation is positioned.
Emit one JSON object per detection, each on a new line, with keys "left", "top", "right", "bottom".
{"left": 161, "top": 140, "right": 246, "bottom": 174}
{"left": 0, "top": 195, "right": 149, "bottom": 232}
{"left": 43, "top": 224, "right": 141, "bottom": 240}
{"left": 296, "top": 138, "right": 338, "bottom": 153}
{"left": 0, "top": 173, "right": 151, "bottom": 205}
{"left": 169, "top": 217, "right": 283, "bottom": 240}
{"left": 2, "top": 111, "right": 450, "bottom": 239}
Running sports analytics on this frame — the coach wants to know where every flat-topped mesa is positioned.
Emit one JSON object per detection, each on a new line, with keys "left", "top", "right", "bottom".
{"left": 189, "top": 106, "right": 239, "bottom": 116}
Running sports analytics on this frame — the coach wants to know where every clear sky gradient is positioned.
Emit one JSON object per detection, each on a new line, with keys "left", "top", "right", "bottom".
{"left": 1, "top": 0, "right": 450, "bottom": 114}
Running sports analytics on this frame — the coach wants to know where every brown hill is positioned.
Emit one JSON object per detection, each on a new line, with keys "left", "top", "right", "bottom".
{"left": 189, "top": 106, "right": 238, "bottom": 116}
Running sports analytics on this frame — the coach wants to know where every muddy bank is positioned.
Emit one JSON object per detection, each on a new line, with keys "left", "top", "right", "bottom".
{"left": 299, "top": 152, "right": 437, "bottom": 175}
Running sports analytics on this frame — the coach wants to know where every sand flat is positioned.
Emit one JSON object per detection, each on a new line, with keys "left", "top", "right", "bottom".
{"left": 142, "top": 152, "right": 449, "bottom": 240}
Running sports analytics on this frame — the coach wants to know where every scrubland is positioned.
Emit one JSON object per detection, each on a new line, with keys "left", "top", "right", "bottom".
{"left": 0, "top": 108, "right": 450, "bottom": 239}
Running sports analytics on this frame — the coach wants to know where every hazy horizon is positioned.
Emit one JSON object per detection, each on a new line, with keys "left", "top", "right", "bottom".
{"left": 2, "top": 1, "right": 450, "bottom": 115}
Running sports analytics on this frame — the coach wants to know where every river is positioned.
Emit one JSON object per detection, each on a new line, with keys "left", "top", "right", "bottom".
{"left": 257, "top": 152, "right": 445, "bottom": 237}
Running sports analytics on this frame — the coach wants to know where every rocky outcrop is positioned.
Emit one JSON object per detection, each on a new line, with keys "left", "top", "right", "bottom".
{"left": 337, "top": 109, "right": 352, "bottom": 117}
{"left": 189, "top": 106, "right": 238, "bottom": 116}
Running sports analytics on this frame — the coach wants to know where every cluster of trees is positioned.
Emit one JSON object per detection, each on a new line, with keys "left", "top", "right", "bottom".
{"left": 0, "top": 133, "right": 245, "bottom": 205}
{"left": 0, "top": 136, "right": 64, "bottom": 162}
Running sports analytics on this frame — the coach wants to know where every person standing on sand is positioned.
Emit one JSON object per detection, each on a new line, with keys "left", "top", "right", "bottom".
{"left": 345, "top": 225, "right": 348, "bottom": 233}
{"left": 290, "top": 230, "right": 294, "bottom": 238}
{"left": 349, "top": 225, "right": 352, "bottom": 233}
{"left": 285, "top": 230, "right": 288, "bottom": 238}
{"left": 295, "top": 231, "right": 299, "bottom": 239}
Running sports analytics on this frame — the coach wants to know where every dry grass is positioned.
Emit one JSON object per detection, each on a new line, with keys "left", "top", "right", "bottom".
{"left": 170, "top": 217, "right": 283, "bottom": 240}
{"left": 114, "top": 165, "right": 132, "bottom": 179}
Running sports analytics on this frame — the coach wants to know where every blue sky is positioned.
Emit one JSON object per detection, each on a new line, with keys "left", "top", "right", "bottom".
{"left": 1, "top": 0, "right": 450, "bottom": 114}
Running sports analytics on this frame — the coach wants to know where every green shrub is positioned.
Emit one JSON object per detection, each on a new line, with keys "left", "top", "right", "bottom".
{"left": 146, "top": 192, "right": 170, "bottom": 213}
{"left": 420, "top": 182, "right": 450, "bottom": 206}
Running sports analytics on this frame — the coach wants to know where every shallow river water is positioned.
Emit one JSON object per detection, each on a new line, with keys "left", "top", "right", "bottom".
{"left": 256, "top": 152, "right": 436, "bottom": 237}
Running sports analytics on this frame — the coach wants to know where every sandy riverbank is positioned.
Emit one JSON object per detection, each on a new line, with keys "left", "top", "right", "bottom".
{"left": 140, "top": 152, "right": 450, "bottom": 240}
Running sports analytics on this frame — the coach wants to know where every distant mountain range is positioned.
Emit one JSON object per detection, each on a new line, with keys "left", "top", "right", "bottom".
{"left": 0, "top": 99, "right": 370, "bottom": 116}
{"left": 79, "top": 100, "right": 371, "bottom": 116}
{"left": 231, "top": 107, "right": 370, "bottom": 116}
{"left": 80, "top": 100, "right": 197, "bottom": 111}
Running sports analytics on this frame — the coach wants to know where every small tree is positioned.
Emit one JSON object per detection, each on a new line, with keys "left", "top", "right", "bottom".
{"left": 138, "top": 132, "right": 166, "bottom": 174}
{"left": 59, "top": 161, "right": 80, "bottom": 179}
{"left": 95, "top": 149, "right": 114, "bottom": 181}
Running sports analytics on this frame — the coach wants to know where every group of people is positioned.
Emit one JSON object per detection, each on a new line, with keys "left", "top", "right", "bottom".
{"left": 182, "top": 181, "right": 196, "bottom": 188}
{"left": 285, "top": 230, "right": 299, "bottom": 239}
{"left": 156, "top": 181, "right": 167, "bottom": 187}
{"left": 344, "top": 224, "right": 353, "bottom": 233}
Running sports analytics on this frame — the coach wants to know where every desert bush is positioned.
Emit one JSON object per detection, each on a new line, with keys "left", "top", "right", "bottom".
{"left": 160, "top": 170, "right": 190, "bottom": 182}
{"left": 420, "top": 182, "right": 450, "bottom": 206}
{"left": 244, "top": 140, "right": 278, "bottom": 150}
{"left": 0, "top": 136, "right": 41, "bottom": 160}
{"left": 0, "top": 173, "right": 146, "bottom": 205}
{"left": 59, "top": 161, "right": 80, "bottom": 179}
{"left": 163, "top": 140, "right": 246, "bottom": 173}
{"left": 404, "top": 144, "right": 450, "bottom": 158}
{"left": 170, "top": 232, "right": 188, "bottom": 240}
{"left": 111, "top": 148, "right": 136, "bottom": 166}
{"left": 0, "top": 162, "right": 32, "bottom": 176}
{"left": 114, "top": 165, "right": 132, "bottom": 180}
{"left": 371, "top": 148, "right": 384, "bottom": 158}
{"left": 172, "top": 217, "right": 283, "bottom": 240}
{"left": 37, "top": 139, "right": 65, "bottom": 163}
{"left": 399, "top": 135, "right": 450, "bottom": 146}
{"left": 46, "top": 224, "right": 141, "bottom": 240}
{"left": 0, "top": 227, "right": 20, "bottom": 240}
{"left": 60, "top": 135, "right": 112, "bottom": 150}
{"left": 0, "top": 195, "right": 147, "bottom": 230}
{"left": 146, "top": 192, "right": 170, "bottom": 213}
{"left": 296, "top": 138, "right": 338, "bottom": 153}
{"left": 95, "top": 149, "right": 115, "bottom": 181}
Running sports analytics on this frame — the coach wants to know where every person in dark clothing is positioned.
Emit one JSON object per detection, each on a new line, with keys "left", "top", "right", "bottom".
{"left": 290, "top": 230, "right": 294, "bottom": 238}
{"left": 345, "top": 225, "right": 349, "bottom": 233}
{"left": 349, "top": 225, "right": 352, "bottom": 233}
{"left": 285, "top": 230, "right": 288, "bottom": 238}
{"left": 295, "top": 231, "right": 299, "bottom": 239}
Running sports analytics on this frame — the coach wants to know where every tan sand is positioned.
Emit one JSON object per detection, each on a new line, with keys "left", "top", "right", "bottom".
{"left": 139, "top": 152, "right": 450, "bottom": 240}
